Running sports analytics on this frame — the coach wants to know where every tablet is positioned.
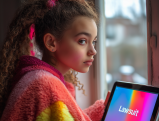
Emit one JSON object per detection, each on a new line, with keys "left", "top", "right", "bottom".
{"left": 102, "top": 81, "right": 159, "bottom": 121}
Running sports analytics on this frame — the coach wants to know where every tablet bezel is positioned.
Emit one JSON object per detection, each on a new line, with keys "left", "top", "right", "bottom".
{"left": 102, "top": 81, "right": 159, "bottom": 121}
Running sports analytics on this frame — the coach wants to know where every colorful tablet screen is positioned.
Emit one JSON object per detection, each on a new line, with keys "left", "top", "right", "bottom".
{"left": 104, "top": 86, "right": 158, "bottom": 121}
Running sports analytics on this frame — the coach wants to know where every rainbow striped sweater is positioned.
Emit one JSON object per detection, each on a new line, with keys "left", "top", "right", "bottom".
{"left": 1, "top": 56, "right": 105, "bottom": 121}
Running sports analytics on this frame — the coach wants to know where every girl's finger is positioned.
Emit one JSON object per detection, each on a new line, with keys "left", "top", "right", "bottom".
{"left": 104, "top": 91, "right": 111, "bottom": 106}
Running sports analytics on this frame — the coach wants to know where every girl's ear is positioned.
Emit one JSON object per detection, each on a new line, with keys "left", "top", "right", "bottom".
{"left": 43, "top": 33, "right": 57, "bottom": 52}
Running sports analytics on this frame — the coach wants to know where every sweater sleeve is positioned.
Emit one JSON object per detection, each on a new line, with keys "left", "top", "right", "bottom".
{"left": 0, "top": 70, "right": 75, "bottom": 121}
{"left": 65, "top": 81, "right": 76, "bottom": 99}
{"left": 65, "top": 80, "right": 106, "bottom": 121}
{"left": 1, "top": 70, "right": 94, "bottom": 121}
{"left": 83, "top": 99, "right": 106, "bottom": 121}
{"left": 36, "top": 101, "right": 74, "bottom": 121}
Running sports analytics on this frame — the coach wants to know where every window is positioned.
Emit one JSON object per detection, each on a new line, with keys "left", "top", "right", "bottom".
{"left": 105, "top": 0, "right": 147, "bottom": 91}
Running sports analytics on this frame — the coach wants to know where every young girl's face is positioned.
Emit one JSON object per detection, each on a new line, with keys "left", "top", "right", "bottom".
{"left": 55, "top": 16, "right": 97, "bottom": 73}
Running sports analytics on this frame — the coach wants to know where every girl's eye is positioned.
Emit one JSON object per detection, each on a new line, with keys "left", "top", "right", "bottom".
{"left": 78, "top": 39, "right": 86, "bottom": 45}
{"left": 92, "top": 41, "right": 97, "bottom": 46}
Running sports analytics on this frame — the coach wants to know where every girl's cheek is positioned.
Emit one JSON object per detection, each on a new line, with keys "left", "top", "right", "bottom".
{"left": 58, "top": 41, "right": 84, "bottom": 62}
{"left": 58, "top": 44, "right": 73, "bottom": 58}
{"left": 71, "top": 51, "right": 84, "bottom": 62}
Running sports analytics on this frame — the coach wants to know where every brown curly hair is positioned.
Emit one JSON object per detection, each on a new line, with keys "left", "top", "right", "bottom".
{"left": 0, "top": 0, "right": 98, "bottom": 117}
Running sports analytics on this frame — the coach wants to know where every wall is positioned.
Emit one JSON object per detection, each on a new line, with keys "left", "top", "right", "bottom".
{"left": 0, "top": 0, "right": 20, "bottom": 48}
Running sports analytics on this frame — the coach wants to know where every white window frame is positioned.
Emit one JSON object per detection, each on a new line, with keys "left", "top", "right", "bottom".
{"left": 94, "top": 0, "right": 108, "bottom": 100}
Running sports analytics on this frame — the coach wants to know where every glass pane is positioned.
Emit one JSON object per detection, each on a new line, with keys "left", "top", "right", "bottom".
{"left": 105, "top": 0, "right": 147, "bottom": 91}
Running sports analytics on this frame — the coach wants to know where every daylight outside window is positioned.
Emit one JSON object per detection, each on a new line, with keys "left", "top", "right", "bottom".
{"left": 105, "top": 0, "right": 147, "bottom": 91}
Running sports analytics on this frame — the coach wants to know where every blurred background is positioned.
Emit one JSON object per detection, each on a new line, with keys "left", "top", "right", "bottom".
{"left": 105, "top": 0, "right": 147, "bottom": 91}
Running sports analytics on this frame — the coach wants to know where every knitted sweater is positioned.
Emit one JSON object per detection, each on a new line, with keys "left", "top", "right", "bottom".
{"left": 1, "top": 56, "right": 105, "bottom": 121}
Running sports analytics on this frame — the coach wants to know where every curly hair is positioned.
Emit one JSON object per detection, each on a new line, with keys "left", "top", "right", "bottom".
{"left": 0, "top": 0, "right": 98, "bottom": 117}
{"left": 64, "top": 69, "right": 86, "bottom": 95}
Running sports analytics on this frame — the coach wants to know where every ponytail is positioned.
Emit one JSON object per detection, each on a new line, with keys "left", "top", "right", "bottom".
{"left": 0, "top": 0, "right": 50, "bottom": 117}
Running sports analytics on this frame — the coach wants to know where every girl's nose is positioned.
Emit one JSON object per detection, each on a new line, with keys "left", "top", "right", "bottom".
{"left": 88, "top": 45, "right": 97, "bottom": 56}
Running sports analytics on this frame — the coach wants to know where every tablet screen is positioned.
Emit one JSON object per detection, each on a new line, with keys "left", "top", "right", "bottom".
{"left": 104, "top": 86, "right": 158, "bottom": 121}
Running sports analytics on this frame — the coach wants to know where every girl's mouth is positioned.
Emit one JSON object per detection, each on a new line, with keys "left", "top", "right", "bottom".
{"left": 84, "top": 62, "right": 92, "bottom": 66}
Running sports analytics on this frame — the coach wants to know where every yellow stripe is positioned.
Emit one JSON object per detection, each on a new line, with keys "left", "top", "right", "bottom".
{"left": 36, "top": 101, "right": 74, "bottom": 121}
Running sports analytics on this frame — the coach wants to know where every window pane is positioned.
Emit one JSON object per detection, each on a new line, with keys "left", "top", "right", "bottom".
{"left": 105, "top": 0, "right": 147, "bottom": 91}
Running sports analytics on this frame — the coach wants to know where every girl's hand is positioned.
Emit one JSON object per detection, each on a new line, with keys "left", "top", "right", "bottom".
{"left": 104, "top": 91, "right": 111, "bottom": 106}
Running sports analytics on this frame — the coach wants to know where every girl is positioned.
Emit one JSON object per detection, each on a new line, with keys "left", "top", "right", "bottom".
{"left": 0, "top": 0, "right": 110, "bottom": 120}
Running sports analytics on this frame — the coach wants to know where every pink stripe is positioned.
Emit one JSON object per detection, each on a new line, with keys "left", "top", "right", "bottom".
{"left": 1, "top": 70, "right": 59, "bottom": 120}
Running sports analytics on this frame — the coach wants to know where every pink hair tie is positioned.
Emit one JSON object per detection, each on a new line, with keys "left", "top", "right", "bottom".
{"left": 29, "top": 24, "right": 35, "bottom": 40}
{"left": 47, "top": 0, "right": 57, "bottom": 9}
{"left": 29, "top": 24, "right": 35, "bottom": 56}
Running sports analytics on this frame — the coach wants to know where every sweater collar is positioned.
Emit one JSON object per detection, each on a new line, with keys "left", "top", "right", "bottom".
{"left": 14, "top": 55, "right": 66, "bottom": 86}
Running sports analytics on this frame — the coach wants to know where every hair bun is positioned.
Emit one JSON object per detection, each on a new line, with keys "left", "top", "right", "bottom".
{"left": 47, "top": 0, "right": 58, "bottom": 8}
